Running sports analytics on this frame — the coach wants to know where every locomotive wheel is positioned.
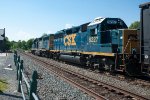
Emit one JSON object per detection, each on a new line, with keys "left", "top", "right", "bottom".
{"left": 98, "top": 63, "right": 105, "bottom": 71}
{"left": 46, "top": 52, "right": 49, "bottom": 58}
{"left": 86, "top": 55, "right": 93, "bottom": 69}
{"left": 87, "top": 61, "right": 94, "bottom": 70}
{"left": 98, "top": 57, "right": 114, "bottom": 72}
{"left": 49, "top": 53, "right": 53, "bottom": 59}
{"left": 80, "top": 55, "right": 87, "bottom": 66}
{"left": 110, "top": 64, "right": 116, "bottom": 73}
{"left": 125, "top": 57, "right": 140, "bottom": 76}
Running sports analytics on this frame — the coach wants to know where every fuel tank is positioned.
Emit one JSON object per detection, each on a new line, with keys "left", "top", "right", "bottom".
{"left": 59, "top": 54, "right": 81, "bottom": 64}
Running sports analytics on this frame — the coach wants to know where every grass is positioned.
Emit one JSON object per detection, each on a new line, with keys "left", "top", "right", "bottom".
{"left": 0, "top": 79, "right": 8, "bottom": 93}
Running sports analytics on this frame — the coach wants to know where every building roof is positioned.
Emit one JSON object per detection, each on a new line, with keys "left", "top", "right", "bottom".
{"left": 0, "top": 29, "right": 4, "bottom": 40}
{"left": 139, "top": 2, "right": 150, "bottom": 8}
{"left": 0, "top": 36, "right": 4, "bottom": 40}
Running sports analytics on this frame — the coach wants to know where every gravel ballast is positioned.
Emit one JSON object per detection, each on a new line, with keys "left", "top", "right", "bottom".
{"left": 21, "top": 54, "right": 95, "bottom": 100}
{"left": 20, "top": 53, "right": 150, "bottom": 99}
{"left": 46, "top": 59, "right": 150, "bottom": 99}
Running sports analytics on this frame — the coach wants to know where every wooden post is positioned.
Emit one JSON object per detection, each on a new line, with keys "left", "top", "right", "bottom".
{"left": 17, "top": 55, "right": 20, "bottom": 63}
{"left": 14, "top": 54, "right": 16, "bottom": 65}
{"left": 16, "top": 56, "right": 20, "bottom": 80}
{"left": 14, "top": 51, "right": 17, "bottom": 66}
{"left": 29, "top": 70, "right": 38, "bottom": 100}
{"left": 17, "top": 60, "right": 23, "bottom": 92}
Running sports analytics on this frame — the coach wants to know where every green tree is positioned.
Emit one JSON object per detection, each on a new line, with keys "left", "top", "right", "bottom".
{"left": 17, "top": 40, "right": 22, "bottom": 48}
{"left": 129, "top": 21, "right": 140, "bottom": 29}
{"left": 4, "top": 37, "right": 34, "bottom": 50}
{"left": 10, "top": 41, "right": 18, "bottom": 50}
{"left": 26, "top": 38, "right": 34, "bottom": 50}
{"left": 21, "top": 40, "right": 27, "bottom": 50}
{"left": 5, "top": 37, "right": 11, "bottom": 51}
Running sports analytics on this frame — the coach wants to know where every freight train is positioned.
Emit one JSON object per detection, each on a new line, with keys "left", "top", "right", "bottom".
{"left": 139, "top": 2, "right": 150, "bottom": 76}
{"left": 31, "top": 2, "right": 150, "bottom": 76}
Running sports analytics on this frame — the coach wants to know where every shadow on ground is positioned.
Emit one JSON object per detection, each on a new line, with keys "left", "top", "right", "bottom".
{"left": 0, "top": 80, "right": 8, "bottom": 84}
{"left": 0, "top": 92, "right": 22, "bottom": 99}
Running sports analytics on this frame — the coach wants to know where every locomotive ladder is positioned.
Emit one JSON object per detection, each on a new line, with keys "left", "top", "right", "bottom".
{"left": 122, "top": 38, "right": 131, "bottom": 66}
{"left": 122, "top": 37, "right": 140, "bottom": 76}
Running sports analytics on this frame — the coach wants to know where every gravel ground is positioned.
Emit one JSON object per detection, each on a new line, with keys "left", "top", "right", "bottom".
{"left": 45, "top": 59, "right": 150, "bottom": 99}
{"left": 33, "top": 55, "right": 150, "bottom": 99}
{"left": 0, "top": 53, "right": 22, "bottom": 100}
{"left": 20, "top": 53, "right": 150, "bottom": 100}
{"left": 21, "top": 55, "right": 95, "bottom": 100}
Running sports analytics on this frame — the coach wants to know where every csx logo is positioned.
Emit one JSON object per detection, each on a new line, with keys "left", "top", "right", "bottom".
{"left": 64, "top": 34, "right": 76, "bottom": 46}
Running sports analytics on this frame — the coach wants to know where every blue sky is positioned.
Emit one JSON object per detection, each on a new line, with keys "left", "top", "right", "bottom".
{"left": 0, "top": 0, "right": 149, "bottom": 41}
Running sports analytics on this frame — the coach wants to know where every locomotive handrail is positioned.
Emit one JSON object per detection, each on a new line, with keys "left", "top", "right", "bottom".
{"left": 123, "top": 37, "right": 140, "bottom": 53}
{"left": 14, "top": 51, "right": 39, "bottom": 100}
{"left": 123, "top": 38, "right": 131, "bottom": 53}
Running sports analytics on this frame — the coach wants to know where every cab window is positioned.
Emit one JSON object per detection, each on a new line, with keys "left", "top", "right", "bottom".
{"left": 90, "top": 28, "right": 97, "bottom": 36}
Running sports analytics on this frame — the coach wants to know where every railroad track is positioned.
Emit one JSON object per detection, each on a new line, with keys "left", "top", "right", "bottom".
{"left": 18, "top": 51, "right": 149, "bottom": 100}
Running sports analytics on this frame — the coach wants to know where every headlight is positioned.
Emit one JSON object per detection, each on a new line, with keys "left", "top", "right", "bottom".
{"left": 120, "top": 36, "right": 123, "bottom": 39}
{"left": 145, "top": 55, "right": 149, "bottom": 59}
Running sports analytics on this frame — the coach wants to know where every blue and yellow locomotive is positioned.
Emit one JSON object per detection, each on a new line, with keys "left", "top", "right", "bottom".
{"left": 32, "top": 17, "right": 141, "bottom": 76}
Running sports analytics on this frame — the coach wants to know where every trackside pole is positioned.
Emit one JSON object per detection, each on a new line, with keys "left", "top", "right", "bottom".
{"left": 18, "top": 60, "right": 23, "bottom": 92}
{"left": 29, "top": 70, "right": 38, "bottom": 100}
{"left": 16, "top": 56, "right": 20, "bottom": 80}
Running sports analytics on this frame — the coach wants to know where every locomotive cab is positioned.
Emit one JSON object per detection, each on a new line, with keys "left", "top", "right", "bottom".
{"left": 86, "top": 17, "right": 141, "bottom": 75}
{"left": 87, "top": 17, "right": 128, "bottom": 53}
{"left": 31, "top": 38, "right": 39, "bottom": 54}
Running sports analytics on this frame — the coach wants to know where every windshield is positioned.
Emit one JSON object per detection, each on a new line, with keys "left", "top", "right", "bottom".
{"left": 101, "top": 19, "right": 128, "bottom": 31}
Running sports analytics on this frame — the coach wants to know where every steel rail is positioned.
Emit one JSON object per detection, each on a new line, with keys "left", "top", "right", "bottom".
{"left": 48, "top": 64, "right": 107, "bottom": 100}
{"left": 19, "top": 51, "right": 149, "bottom": 100}
{"left": 19, "top": 52, "right": 107, "bottom": 100}
{"left": 60, "top": 66, "right": 149, "bottom": 100}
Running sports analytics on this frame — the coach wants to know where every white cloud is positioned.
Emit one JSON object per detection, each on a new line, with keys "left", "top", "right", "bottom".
{"left": 47, "top": 30, "right": 53, "bottom": 34}
{"left": 65, "top": 24, "right": 72, "bottom": 29}
{"left": 9, "top": 30, "right": 40, "bottom": 41}
{"left": 7, "top": 29, "right": 54, "bottom": 41}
